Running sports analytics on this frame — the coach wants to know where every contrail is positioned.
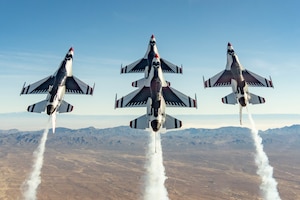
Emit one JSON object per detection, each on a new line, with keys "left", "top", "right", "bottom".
{"left": 21, "top": 120, "right": 50, "bottom": 200}
{"left": 247, "top": 110, "right": 281, "bottom": 200}
{"left": 143, "top": 131, "right": 169, "bottom": 200}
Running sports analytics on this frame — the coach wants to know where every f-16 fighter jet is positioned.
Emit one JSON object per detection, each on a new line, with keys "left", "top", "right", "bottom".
{"left": 115, "top": 54, "right": 197, "bottom": 132}
{"left": 203, "top": 43, "right": 273, "bottom": 124}
{"left": 120, "top": 35, "right": 183, "bottom": 78}
{"left": 20, "top": 47, "right": 95, "bottom": 133}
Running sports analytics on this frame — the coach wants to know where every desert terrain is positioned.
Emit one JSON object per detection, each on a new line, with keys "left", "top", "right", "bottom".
{"left": 0, "top": 126, "right": 299, "bottom": 200}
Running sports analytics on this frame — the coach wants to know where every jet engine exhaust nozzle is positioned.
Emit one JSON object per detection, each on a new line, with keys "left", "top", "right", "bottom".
{"left": 151, "top": 120, "right": 161, "bottom": 132}
{"left": 46, "top": 105, "right": 55, "bottom": 115}
{"left": 238, "top": 97, "right": 247, "bottom": 107}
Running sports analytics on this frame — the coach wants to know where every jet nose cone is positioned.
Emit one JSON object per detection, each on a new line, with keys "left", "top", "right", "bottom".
{"left": 238, "top": 97, "right": 247, "bottom": 107}
{"left": 69, "top": 47, "right": 74, "bottom": 52}
{"left": 227, "top": 42, "right": 234, "bottom": 54}
{"left": 150, "top": 34, "right": 156, "bottom": 45}
{"left": 47, "top": 105, "right": 55, "bottom": 115}
{"left": 151, "top": 120, "right": 161, "bottom": 132}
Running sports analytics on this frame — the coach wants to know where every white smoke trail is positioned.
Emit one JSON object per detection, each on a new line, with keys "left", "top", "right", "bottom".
{"left": 247, "top": 111, "right": 281, "bottom": 200}
{"left": 21, "top": 121, "right": 50, "bottom": 200}
{"left": 143, "top": 131, "right": 169, "bottom": 200}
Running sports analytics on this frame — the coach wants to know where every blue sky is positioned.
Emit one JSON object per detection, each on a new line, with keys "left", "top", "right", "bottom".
{"left": 0, "top": 0, "right": 300, "bottom": 122}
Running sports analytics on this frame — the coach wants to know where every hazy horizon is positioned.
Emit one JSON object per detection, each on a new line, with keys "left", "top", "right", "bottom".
{"left": 0, "top": 112, "right": 298, "bottom": 132}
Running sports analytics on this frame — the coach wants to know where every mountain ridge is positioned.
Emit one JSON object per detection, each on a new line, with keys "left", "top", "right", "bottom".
{"left": 0, "top": 125, "right": 299, "bottom": 150}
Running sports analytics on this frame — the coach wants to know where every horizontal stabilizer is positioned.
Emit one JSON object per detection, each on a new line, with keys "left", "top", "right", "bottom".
{"left": 130, "top": 114, "right": 149, "bottom": 130}
{"left": 132, "top": 78, "right": 148, "bottom": 88}
{"left": 58, "top": 100, "right": 74, "bottom": 113}
{"left": 27, "top": 100, "right": 47, "bottom": 113}
{"left": 249, "top": 93, "right": 265, "bottom": 104}
{"left": 222, "top": 93, "right": 237, "bottom": 105}
{"left": 164, "top": 114, "right": 182, "bottom": 129}
{"left": 132, "top": 78, "right": 169, "bottom": 88}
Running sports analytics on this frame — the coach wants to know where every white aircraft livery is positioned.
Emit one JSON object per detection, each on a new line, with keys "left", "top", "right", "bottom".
{"left": 203, "top": 43, "right": 273, "bottom": 124}
{"left": 116, "top": 54, "right": 197, "bottom": 132}
{"left": 120, "top": 34, "right": 183, "bottom": 78}
{"left": 20, "top": 47, "right": 95, "bottom": 133}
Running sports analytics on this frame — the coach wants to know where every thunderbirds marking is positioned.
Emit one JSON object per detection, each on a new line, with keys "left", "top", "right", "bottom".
{"left": 203, "top": 43, "right": 273, "bottom": 124}
{"left": 120, "top": 34, "right": 183, "bottom": 78}
{"left": 116, "top": 54, "right": 197, "bottom": 132}
{"left": 20, "top": 47, "right": 95, "bottom": 133}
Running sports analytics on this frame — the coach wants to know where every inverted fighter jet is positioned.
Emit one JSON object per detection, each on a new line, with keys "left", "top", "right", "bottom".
{"left": 20, "top": 47, "right": 95, "bottom": 133}
{"left": 120, "top": 35, "right": 183, "bottom": 78}
{"left": 115, "top": 54, "right": 197, "bottom": 132}
{"left": 203, "top": 43, "right": 273, "bottom": 124}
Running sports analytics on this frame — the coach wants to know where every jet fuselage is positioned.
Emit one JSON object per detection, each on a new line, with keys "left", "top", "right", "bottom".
{"left": 20, "top": 47, "right": 94, "bottom": 134}
{"left": 145, "top": 35, "right": 158, "bottom": 77}
{"left": 227, "top": 46, "right": 248, "bottom": 107}
{"left": 147, "top": 56, "right": 166, "bottom": 132}
{"left": 149, "top": 67, "right": 163, "bottom": 131}
{"left": 204, "top": 42, "right": 273, "bottom": 125}
{"left": 46, "top": 48, "right": 73, "bottom": 115}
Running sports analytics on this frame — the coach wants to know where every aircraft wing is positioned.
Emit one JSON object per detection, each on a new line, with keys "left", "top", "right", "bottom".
{"left": 115, "top": 87, "right": 151, "bottom": 108}
{"left": 20, "top": 76, "right": 54, "bottom": 95}
{"left": 163, "top": 114, "right": 182, "bottom": 129}
{"left": 204, "top": 70, "right": 233, "bottom": 88}
{"left": 162, "top": 87, "right": 197, "bottom": 108}
{"left": 242, "top": 70, "right": 274, "bottom": 87}
{"left": 65, "top": 76, "right": 94, "bottom": 95}
{"left": 120, "top": 58, "right": 148, "bottom": 73}
{"left": 160, "top": 58, "right": 183, "bottom": 74}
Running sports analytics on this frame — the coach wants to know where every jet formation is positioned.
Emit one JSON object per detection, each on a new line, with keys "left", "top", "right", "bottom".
{"left": 18, "top": 39, "right": 273, "bottom": 134}
{"left": 115, "top": 35, "right": 197, "bottom": 133}
{"left": 20, "top": 47, "right": 95, "bottom": 133}
{"left": 203, "top": 43, "right": 273, "bottom": 124}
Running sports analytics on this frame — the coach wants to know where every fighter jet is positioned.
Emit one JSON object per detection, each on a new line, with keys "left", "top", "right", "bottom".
{"left": 120, "top": 34, "right": 183, "bottom": 78}
{"left": 115, "top": 54, "right": 197, "bottom": 133}
{"left": 20, "top": 47, "right": 95, "bottom": 133}
{"left": 203, "top": 42, "right": 273, "bottom": 124}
